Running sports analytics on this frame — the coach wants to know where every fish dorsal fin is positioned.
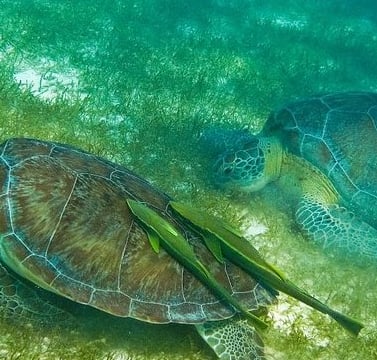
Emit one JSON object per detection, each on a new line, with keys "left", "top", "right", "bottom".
{"left": 201, "top": 232, "right": 224, "bottom": 264}
{"left": 146, "top": 228, "right": 161, "bottom": 253}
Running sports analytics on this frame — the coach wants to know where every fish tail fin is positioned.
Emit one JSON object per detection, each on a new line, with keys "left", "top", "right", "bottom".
{"left": 330, "top": 311, "right": 364, "bottom": 336}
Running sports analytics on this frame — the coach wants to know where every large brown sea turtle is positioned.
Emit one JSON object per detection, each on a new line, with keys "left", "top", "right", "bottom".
{"left": 0, "top": 138, "right": 362, "bottom": 359}
{"left": 207, "top": 92, "right": 377, "bottom": 261}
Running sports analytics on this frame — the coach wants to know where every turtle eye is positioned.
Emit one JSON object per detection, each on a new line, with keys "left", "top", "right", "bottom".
{"left": 223, "top": 167, "right": 233, "bottom": 175}
{"left": 224, "top": 153, "right": 236, "bottom": 163}
{"left": 241, "top": 137, "right": 259, "bottom": 150}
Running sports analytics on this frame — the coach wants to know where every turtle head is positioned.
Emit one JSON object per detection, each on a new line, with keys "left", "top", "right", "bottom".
{"left": 213, "top": 135, "right": 283, "bottom": 192}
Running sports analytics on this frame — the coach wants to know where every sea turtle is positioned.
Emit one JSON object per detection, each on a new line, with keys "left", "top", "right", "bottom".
{"left": 206, "top": 91, "right": 377, "bottom": 261}
{"left": 0, "top": 138, "right": 362, "bottom": 359}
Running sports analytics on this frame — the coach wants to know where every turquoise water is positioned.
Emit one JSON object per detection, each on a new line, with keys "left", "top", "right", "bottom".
{"left": 0, "top": 0, "right": 377, "bottom": 359}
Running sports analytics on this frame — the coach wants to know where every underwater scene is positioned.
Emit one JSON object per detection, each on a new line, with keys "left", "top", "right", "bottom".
{"left": 0, "top": 0, "right": 377, "bottom": 359}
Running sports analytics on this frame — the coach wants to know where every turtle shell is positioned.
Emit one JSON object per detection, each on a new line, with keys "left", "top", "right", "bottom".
{"left": 0, "top": 138, "right": 272, "bottom": 324}
{"left": 263, "top": 91, "right": 377, "bottom": 228}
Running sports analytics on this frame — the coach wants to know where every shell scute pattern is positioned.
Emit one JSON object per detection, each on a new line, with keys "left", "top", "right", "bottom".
{"left": 0, "top": 138, "right": 273, "bottom": 324}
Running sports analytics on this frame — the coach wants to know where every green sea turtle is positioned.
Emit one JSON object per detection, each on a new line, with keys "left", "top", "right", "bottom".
{"left": 206, "top": 91, "right": 377, "bottom": 261}
{"left": 0, "top": 138, "right": 362, "bottom": 359}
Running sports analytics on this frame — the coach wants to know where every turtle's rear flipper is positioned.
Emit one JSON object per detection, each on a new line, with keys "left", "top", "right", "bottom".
{"left": 296, "top": 196, "right": 377, "bottom": 261}
{"left": 196, "top": 317, "right": 265, "bottom": 360}
{"left": 0, "top": 262, "right": 70, "bottom": 325}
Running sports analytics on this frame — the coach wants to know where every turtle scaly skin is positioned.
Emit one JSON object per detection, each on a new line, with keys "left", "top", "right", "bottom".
{"left": 208, "top": 91, "right": 377, "bottom": 261}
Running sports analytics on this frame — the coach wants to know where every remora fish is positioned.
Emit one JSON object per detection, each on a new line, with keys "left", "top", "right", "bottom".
{"left": 126, "top": 199, "right": 268, "bottom": 330}
{"left": 170, "top": 201, "right": 363, "bottom": 336}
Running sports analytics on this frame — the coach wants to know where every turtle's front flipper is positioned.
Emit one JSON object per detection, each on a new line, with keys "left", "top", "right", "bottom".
{"left": 196, "top": 317, "right": 265, "bottom": 360}
{"left": 296, "top": 196, "right": 377, "bottom": 261}
{"left": 0, "top": 262, "right": 67, "bottom": 324}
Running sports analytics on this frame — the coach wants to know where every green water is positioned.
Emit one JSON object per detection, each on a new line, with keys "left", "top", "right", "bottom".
{"left": 0, "top": 0, "right": 376, "bottom": 359}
